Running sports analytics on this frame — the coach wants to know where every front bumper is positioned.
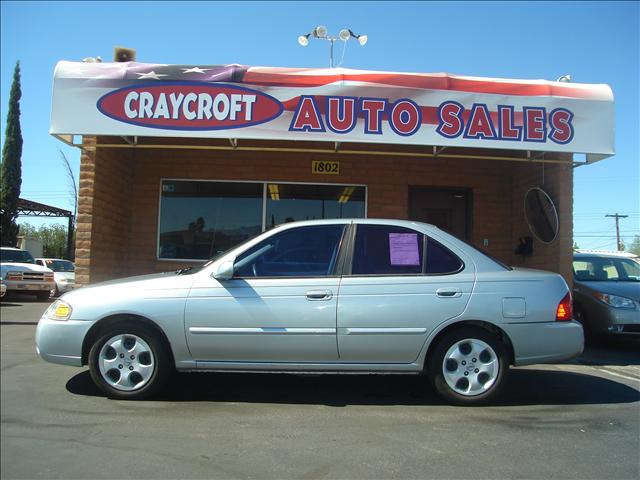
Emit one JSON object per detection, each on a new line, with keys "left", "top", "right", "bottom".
{"left": 586, "top": 301, "right": 640, "bottom": 334}
{"left": 55, "top": 281, "right": 76, "bottom": 294}
{"left": 6, "top": 279, "right": 55, "bottom": 293}
{"left": 503, "top": 320, "right": 584, "bottom": 366}
{"left": 35, "top": 316, "right": 92, "bottom": 367}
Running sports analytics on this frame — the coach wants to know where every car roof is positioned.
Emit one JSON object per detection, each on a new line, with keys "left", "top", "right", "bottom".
{"left": 268, "top": 218, "right": 441, "bottom": 231}
{"left": 0, "top": 247, "right": 23, "bottom": 251}
{"left": 574, "top": 250, "right": 638, "bottom": 259}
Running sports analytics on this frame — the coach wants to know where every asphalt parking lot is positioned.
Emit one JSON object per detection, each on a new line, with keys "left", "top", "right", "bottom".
{"left": 1, "top": 294, "right": 639, "bottom": 479}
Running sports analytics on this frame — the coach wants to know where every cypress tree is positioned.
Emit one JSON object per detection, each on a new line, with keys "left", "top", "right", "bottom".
{"left": 0, "top": 61, "right": 23, "bottom": 246}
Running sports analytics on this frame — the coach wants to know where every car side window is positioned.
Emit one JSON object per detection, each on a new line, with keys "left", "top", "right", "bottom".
{"left": 351, "top": 225, "right": 424, "bottom": 275}
{"left": 234, "top": 225, "right": 346, "bottom": 278}
{"left": 425, "top": 237, "right": 464, "bottom": 274}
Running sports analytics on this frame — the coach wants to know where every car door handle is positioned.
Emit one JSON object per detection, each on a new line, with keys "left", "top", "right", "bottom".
{"left": 305, "top": 290, "right": 333, "bottom": 301}
{"left": 436, "top": 288, "right": 462, "bottom": 298}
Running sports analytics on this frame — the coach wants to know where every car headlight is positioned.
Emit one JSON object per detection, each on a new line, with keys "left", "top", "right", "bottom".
{"left": 595, "top": 293, "right": 636, "bottom": 309}
{"left": 45, "top": 300, "right": 73, "bottom": 321}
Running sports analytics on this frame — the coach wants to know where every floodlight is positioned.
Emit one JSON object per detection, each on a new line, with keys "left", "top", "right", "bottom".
{"left": 298, "top": 34, "right": 310, "bottom": 46}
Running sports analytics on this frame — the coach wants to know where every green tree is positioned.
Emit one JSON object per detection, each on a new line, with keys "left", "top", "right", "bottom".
{"left": 628, "top": 235, "right": 640, "bottom": 256}
{"left": 0, "top": 61, "right": 23, "bottom": 246}
{"left": 19, "top": 223, "right": 69, "bottom": 259}
{"left": 573, "top": 241, "right": 580, "bottom": 251}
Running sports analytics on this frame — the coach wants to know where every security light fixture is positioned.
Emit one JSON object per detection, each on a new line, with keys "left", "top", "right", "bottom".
{"left": 348, "top": 29, "right": 368, "bottom": 46}
{"left": 339, "top": 29, "right": 351, "bottom": 41}
{"left": 314, "top": 25, "right": 328, "bottom": 38}
{"left": 297, "top": 26, "right": 368, "bottom": 68}
{"left": 298, "top": 34, "right": 310, "bottom": 46}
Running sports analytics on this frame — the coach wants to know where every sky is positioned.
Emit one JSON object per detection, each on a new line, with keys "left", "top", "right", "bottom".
{"left": 1, "top": 0, "right": 638, "bottom": 251}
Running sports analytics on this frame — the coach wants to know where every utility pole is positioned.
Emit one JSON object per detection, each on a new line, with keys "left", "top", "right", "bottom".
{"left": 606, "top": 213, "right": 628, "bottom": 251}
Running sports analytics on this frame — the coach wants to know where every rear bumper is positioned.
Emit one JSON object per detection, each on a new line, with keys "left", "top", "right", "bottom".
{"left": 35, "top": 316, "right": 92, "bottom": 367}
{"left": 503, "top": 320, "right": 584, "bottom": 366}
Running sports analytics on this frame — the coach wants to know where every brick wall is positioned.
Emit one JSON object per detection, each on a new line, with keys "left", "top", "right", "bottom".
{"left": 76, "top": 140, "right": 573, "bottom": 285}
{"left": 75, "top": 136, "right": 134, "bottom": 284}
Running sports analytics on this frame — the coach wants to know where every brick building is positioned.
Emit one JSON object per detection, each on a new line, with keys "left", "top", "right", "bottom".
{"left": 49, "top": 62, "right": 615, "bottom": 285}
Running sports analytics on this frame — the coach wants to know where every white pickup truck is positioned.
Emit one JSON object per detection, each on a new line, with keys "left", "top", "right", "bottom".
{"left": 0, "top": 247, "right": 55, "bottom": 300}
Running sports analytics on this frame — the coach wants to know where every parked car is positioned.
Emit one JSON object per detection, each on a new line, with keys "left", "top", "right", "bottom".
{"left": 1, "top": 247, "right": 55, "bottom": 300}
{"left": 36, "top": 219, "right": 583, "bottom": 405}
{"left": 35, "top": 258, "right": 76, "bottom": 296}
{"left": 0, "top": 279, "right": 6, "bottom": 298}
{"left": 572, "top": 250, "right": 640, "bottom": 338}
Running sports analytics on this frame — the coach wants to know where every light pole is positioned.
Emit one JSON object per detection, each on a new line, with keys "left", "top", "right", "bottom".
{"left": 298, "top": 26, "right": 368, "bottom": 68}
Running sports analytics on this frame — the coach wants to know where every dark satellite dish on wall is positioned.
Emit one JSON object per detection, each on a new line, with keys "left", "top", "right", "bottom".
{"left": 524, "top": 187, "right": 559, "bottom": 243}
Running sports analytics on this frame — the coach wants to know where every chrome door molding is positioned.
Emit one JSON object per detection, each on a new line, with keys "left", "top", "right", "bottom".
{"left": 341, "top": 327, "right": 428, "bottom": 335}
{"left": 189, "top": 327, "right": 336, "bottom": 335}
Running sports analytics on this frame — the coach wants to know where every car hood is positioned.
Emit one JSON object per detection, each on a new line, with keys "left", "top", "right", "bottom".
{"left": 0, "top": 263, "right": 53, "bottom": 275}
{"left": 88, "top": 271, "right": 181, "bottom": 288}
{"left": 575, "top": 280, "right": 640, "bottom": 301}
{"left": 60, "top": 270, "right": 198, "bottom": 303}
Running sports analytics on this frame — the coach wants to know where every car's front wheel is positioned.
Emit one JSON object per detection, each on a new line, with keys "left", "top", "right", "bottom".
{"left": 428, "top": 326, "right": 509, "bottom": 405}
{"left": 88, "top": 322, "right": 171, "bottom": 400}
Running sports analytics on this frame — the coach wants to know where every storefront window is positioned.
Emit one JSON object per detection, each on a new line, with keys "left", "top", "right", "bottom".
{"left": 159, "top": 181, "right": 263, "bottom": 260}
{"left": 159, "top": 180, "right": 366, "bottom": 261}
{"left": 265, "top": 183, "right": 365, "bottom": 229}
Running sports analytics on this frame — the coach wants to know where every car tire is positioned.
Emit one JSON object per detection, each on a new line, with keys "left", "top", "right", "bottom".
{"left": 88, "top": 321, "right": 171, "bottom": 400}
{"left": 428, "top": 326, "right": 509, "bottom": 406}
{"left": 36, "top": 291, "right": 50, "bottom": 301}
{"left": 574, "top": 307, "right": 602, "bottom": 346}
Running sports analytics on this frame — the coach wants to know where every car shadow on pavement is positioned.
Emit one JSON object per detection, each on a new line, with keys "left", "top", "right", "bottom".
{"left": 573, "top": 337, "right": 640, "bottom": 366}
{"left": 0, "top": 302, "right": 23, "bottom": 307}
{"left": 66, "top": 368, "right": 640, "bottom": 406}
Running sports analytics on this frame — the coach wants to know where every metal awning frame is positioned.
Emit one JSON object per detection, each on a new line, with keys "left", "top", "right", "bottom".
{"left": 53, "top": 134, "right": 586, "bottom": 166}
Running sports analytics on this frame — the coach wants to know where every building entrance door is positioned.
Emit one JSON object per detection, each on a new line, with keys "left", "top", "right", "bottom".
{"left": 408, "top": 187, "right": 472, "bottom": 240}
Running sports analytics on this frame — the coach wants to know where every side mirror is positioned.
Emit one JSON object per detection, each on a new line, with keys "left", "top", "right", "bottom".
{"left": 212, "top": 259, "right": 235, "bottom": 280}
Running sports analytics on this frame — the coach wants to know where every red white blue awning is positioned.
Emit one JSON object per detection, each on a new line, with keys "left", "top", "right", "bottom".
{"left": 50, "top": 62, "right": 615, "bottom": 162}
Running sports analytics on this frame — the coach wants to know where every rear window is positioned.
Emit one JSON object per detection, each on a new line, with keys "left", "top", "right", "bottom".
{"left": 350, "top": 225, "right": 464, "bottom": 276}
{"left": 426, "top": 237, "right": 464, "bottom": 274}
{"left": 352, "top": 225, "right": 425, "bottom": 275}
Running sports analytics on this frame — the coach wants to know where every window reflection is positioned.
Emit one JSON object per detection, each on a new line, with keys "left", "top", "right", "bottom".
{"left": 159, "top": 181, "right": 262, "bottom": 260}
{"left": 266, "top": 183, "right": 365, "bottom": 229}
{"left": 158, "top": 180, "right": 367, "bottom": 261}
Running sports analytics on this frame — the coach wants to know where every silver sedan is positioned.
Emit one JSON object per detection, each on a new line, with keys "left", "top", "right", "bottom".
{"left": 35, "top": 219, "right": 583, "bottom": 405}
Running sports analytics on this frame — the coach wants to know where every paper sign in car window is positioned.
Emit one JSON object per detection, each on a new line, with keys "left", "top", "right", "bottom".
{"left": 389, "top": 233, "right": 420, "bottom": 266}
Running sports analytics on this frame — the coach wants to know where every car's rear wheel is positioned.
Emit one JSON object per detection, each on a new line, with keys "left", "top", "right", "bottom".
{"left": 428, "top": 326, "right": 509, "bottom": 405}
{"left": 88, "top": 322, "right": 171, "bottom": 400}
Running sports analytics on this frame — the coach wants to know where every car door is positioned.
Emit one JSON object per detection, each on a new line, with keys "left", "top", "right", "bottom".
{"left": 337, "top": 223, "right": 474, "bottom": 363}
{"left": 185, "top": 224, "right": 347, "bottom": 363}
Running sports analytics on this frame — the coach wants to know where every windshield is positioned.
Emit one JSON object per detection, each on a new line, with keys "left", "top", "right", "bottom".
{"left": 573, "top": 257, "right": 640, "bottom": 282}
{"left": 1, "top": 249, "right": 35, "bottom": 264}
{"left": 43, "top": 259, "right": 75, "bottom": 272}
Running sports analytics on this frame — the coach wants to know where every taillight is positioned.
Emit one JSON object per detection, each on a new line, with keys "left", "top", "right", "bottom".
{"left": 6, "top": 271, "right": 22, "bottom": 281}
{"left": 556, "top": 292, "right": 573, "bottom": 321}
